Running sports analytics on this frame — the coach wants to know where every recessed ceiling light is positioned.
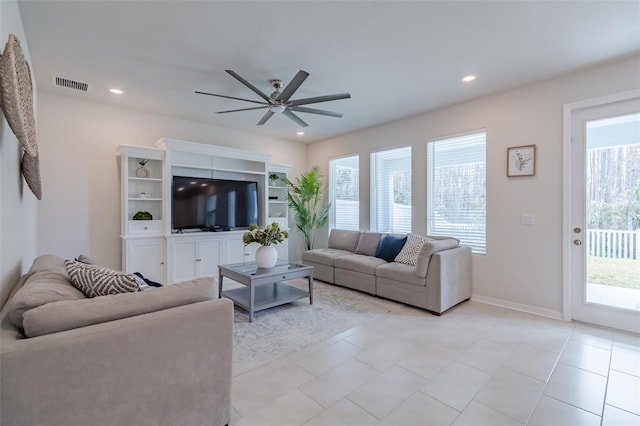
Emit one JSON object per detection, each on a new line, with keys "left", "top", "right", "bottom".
{"left": 109, "top": 88, "right": 124, "bottom": 94}
{"left": 297, "top": 131, "right": 305, "bottom": 136}
{"left": 462, "top": 75, "right": 476, "bottom": 83}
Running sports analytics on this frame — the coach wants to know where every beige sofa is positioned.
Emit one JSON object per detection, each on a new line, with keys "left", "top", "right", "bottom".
{"left": 0, "top": 255, "right": 233, "bottom": 426}
{"left": 302, "top": 230, "right": 472, "bottom": 314}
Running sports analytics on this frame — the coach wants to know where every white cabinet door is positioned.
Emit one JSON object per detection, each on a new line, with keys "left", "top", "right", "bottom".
{"left": 170, "top": 238, "right": 222, "bottom": 283}
{"left": 244, "top": 242, "right": 259, "bottom": 262}
{"left": 125, "top": 238, "right": 165, "bottom": 283}
{"left": 171, "top": 240, "right": 198, "bottom": 283}
{"left": 225, "top": 238, "right": 249, "bottom": 264}
{"left": 275, "top": 240, "right": 288, "bottom": 261}
{"left": 199, "top": 239, "right": 221, "bottom": 277}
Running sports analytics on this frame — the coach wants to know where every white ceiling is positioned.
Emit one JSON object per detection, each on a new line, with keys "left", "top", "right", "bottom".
{"left": 18, "top": 0, "right": 640, "bottom": 143}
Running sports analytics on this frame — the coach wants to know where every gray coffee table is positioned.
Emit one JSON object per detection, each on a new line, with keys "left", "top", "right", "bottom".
{"left": 218, "top": 261, "right": 314, "bottom": 322}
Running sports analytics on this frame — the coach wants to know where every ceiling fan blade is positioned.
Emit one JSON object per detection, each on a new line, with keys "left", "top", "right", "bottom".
{"left": 288, "top": 93, "right": 351, "bottom": 107}
{"left": 226, "top": 70, "right": 273, "bottom": 104}
{"left": 288, "top": 106, "right": 343, "bottom": 118}
{"left": 217, "top": 106, "right": 270, "bottom": 114}
{"left": 195, "top": 91, "right": 268, "bottom": 105}
{"left": 282, "top": 110, "right": 309, "bottom": 128}
{"left": 276, "top": 70, "right": 309, "bottom": 102}
{"left": 257, "top": 110, "right": 275, "bottom": 126}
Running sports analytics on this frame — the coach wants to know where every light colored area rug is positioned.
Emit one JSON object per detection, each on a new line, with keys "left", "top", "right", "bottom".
{"left": 231, "top": 279, "right": 408, "bottom": 372}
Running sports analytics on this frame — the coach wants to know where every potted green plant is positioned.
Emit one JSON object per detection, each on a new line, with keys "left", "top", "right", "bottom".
{"left": 269, "top": 173, "right": 280, "bottom": 186}
{"left": 243, "top": 222, "right": 288, "bottom": 268}
{"left": 285, "top": 166, "right": 330, "bottom": 250}
{"left": 132, "top": 211, "right": 153, "bottom": 220}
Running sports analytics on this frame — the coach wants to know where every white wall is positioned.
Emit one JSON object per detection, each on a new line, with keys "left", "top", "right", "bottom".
{"left": 308, "top": 55, "right": 640, "bottom": 317}
{"left": 36, "top": 92, "right": 307, "bottom": 270}
{"left": 0, "top": 0, "right": 38, "bottom": 308}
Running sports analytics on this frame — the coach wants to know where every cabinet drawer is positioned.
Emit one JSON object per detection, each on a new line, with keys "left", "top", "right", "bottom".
{"left": 278, "top": 271, "right": 304, "bottom": 281}
{"left": 128, "top": 220, "right": 162, "bottom": 235}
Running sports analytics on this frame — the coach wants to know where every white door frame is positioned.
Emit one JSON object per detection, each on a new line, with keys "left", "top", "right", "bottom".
{"left": 562, "top": 89, "right": 640, "bottom": 321}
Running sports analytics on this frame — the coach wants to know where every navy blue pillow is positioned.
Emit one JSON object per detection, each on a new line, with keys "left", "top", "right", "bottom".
{"left": 375, "top": 235, "right": 407, "bottom": 262}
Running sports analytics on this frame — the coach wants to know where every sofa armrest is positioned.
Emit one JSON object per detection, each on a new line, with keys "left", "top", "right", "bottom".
{"left": 1, "top": 298, "right": 233, "bottom": 426}
{"left": 424, "top": 246, "right": 473, "bottom": 313}
{"left": 414, "top": 238, "right": 460, "bottom": 278}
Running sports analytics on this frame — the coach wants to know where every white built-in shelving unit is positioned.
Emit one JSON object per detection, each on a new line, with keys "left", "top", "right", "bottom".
{"left": 119, "top": 138, "right": 289, "bottom": 285}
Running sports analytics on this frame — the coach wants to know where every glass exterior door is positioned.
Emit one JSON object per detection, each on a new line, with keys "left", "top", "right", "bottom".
{"left": 570, "top": 98, "right": 640, "bottom": 334}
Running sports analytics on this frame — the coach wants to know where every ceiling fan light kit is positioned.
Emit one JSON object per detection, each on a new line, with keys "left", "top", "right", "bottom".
{"left": 196, "top": 69, "right": 351, "bottom": 127}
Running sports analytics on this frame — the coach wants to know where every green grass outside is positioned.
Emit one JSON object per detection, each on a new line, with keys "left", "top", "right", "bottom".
{"left": 587, "top": 256, "right": 640, "bottom": 290}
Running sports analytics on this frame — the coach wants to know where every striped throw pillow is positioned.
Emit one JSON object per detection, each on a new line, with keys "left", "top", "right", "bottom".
{"left": 394, "top": 233, "right": 432, "bottom": 266}
{"left": 65, "top": 260, "right": 145, "bottom": 297}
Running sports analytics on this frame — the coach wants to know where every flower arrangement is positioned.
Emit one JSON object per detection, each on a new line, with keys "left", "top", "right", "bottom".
{"left": 243, "top": 222, "right": 288, "bottom": 246}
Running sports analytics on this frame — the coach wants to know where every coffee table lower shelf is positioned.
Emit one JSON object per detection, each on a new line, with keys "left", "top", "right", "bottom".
{"left": 222, "top": 282, "right": 310, "bottom": 317}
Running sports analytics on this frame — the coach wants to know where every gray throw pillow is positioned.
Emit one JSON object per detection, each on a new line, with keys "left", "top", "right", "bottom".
{"left": 354, "top": 232, "right": 383, "bottom": 256}
{"left": 64, "top": 260, "right": 144, "bottom": 297}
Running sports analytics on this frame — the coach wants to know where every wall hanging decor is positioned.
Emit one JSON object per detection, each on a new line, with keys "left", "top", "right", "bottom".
{"left": 21, "top": 151, "right": 42, "bottom": 199}
{"left": 135, "top": 158, "right": 150, "bottom": 178}
{"left": 507, "top": 144, "right": 536, "bottom": 177}
{"left": 0, "top": 34, "right": 41, "bottom": 199}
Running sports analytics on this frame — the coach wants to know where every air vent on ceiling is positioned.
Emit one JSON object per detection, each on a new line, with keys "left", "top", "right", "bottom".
{"left": 53, "top": 76, "right": 89, "bottom": 92}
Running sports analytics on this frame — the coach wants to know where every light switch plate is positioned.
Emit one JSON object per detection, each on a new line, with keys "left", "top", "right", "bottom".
{"left": 521, "top": 214, "right": 534, "bottom": 225}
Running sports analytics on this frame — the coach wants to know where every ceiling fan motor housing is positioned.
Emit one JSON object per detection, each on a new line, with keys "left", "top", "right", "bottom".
{"left": 270, "top": 79, "right": 283, "bottom": 101}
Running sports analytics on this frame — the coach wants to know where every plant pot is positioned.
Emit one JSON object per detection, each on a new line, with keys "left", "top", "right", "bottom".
{"left": 255, "top": 245, "right": 277, "bottom": 268}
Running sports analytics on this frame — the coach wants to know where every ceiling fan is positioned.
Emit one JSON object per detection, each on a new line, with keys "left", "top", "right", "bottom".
{"left": 195, "top": 70, "right": 351, "bottom": 128}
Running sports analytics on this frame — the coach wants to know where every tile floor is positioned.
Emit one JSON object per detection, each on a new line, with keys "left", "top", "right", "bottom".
{"left": 231, "top": 297, "right": 640, "bottom": 426}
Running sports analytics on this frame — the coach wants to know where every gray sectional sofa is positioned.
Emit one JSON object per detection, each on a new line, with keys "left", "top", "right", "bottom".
{"left": 0, "top": 255, "right": 233, "bottom": 426}
{"left": 302, "top": 229, "right": 472, "bottom": 314}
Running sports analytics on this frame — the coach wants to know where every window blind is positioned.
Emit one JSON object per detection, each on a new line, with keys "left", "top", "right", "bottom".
{"left": 371, "top": 146, "right": 412, "bottom": 234}
{"left": 329, "top": 155, "right": 359, "bottom": 231}
{"left": 427, "top": 132, "right": 486, "bottom": 254}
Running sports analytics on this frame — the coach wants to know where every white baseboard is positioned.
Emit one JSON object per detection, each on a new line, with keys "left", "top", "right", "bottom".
{"left": 471, "top": 294, "right": 564, "bottom": 321}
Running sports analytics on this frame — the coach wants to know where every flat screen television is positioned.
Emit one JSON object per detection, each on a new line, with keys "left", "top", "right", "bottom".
{"left": 172, "top": 176, "right": 259, "bottom": 231}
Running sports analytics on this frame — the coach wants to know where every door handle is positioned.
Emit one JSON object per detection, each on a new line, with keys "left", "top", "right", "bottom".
{"left": 573, "top": 240, "right": 582, "bottom": 246}
{"left": 573, "top": 227, "right": 582, "bottom": 233}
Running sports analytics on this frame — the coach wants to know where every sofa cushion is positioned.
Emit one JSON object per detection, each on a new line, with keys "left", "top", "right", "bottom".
{"left": 28, "top": 254, "right": 72, "bottom": 277}
{"left": 354, "top": 232, "right": 384, "bottom": 256}
{"left": 22, "top": 277, "right": 217, "bottom": 337}
{"left": 375, "top": 234, "right": 407, "bottom": 262}
{"left": 414, "top": 238, "right": 460, "bottom": 277}
{"left": 375, "top": 262, "right": 426, "bottom": 286}
{"left": 395, "top": 233, "right": 432, "bottom": 266}
{"left": 302, "top": 248, "right": 352, "bottom": 266}
{"left": 65, "top": 260, "right": 145, "bottom": 297}
{"left": 334, "top": 254, "right": 388, "bottom": 275}
{"left": 8, "top": 256, "right": 85, "bottom": 328}
{"left": 328, "top": 229, "right": 361, "bottom": 252}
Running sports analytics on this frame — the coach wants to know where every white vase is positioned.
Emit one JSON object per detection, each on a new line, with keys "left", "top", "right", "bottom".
{"left": 255, "top": 245, "right": 278, "bottom": 268}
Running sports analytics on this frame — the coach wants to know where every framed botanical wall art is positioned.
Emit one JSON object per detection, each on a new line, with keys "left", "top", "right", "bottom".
{"left": 507, "top": 144, "right": 536, "bottom": 177}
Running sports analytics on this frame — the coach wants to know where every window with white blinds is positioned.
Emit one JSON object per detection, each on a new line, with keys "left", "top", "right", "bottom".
{"left": 427, "top": 132, "right": 486, "bottom": 254}
{"left": 329, "top": 155, "right": 359, "bottom": 230}
{"left": 371, "top": 146, "right": 412, "bottom": 234}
